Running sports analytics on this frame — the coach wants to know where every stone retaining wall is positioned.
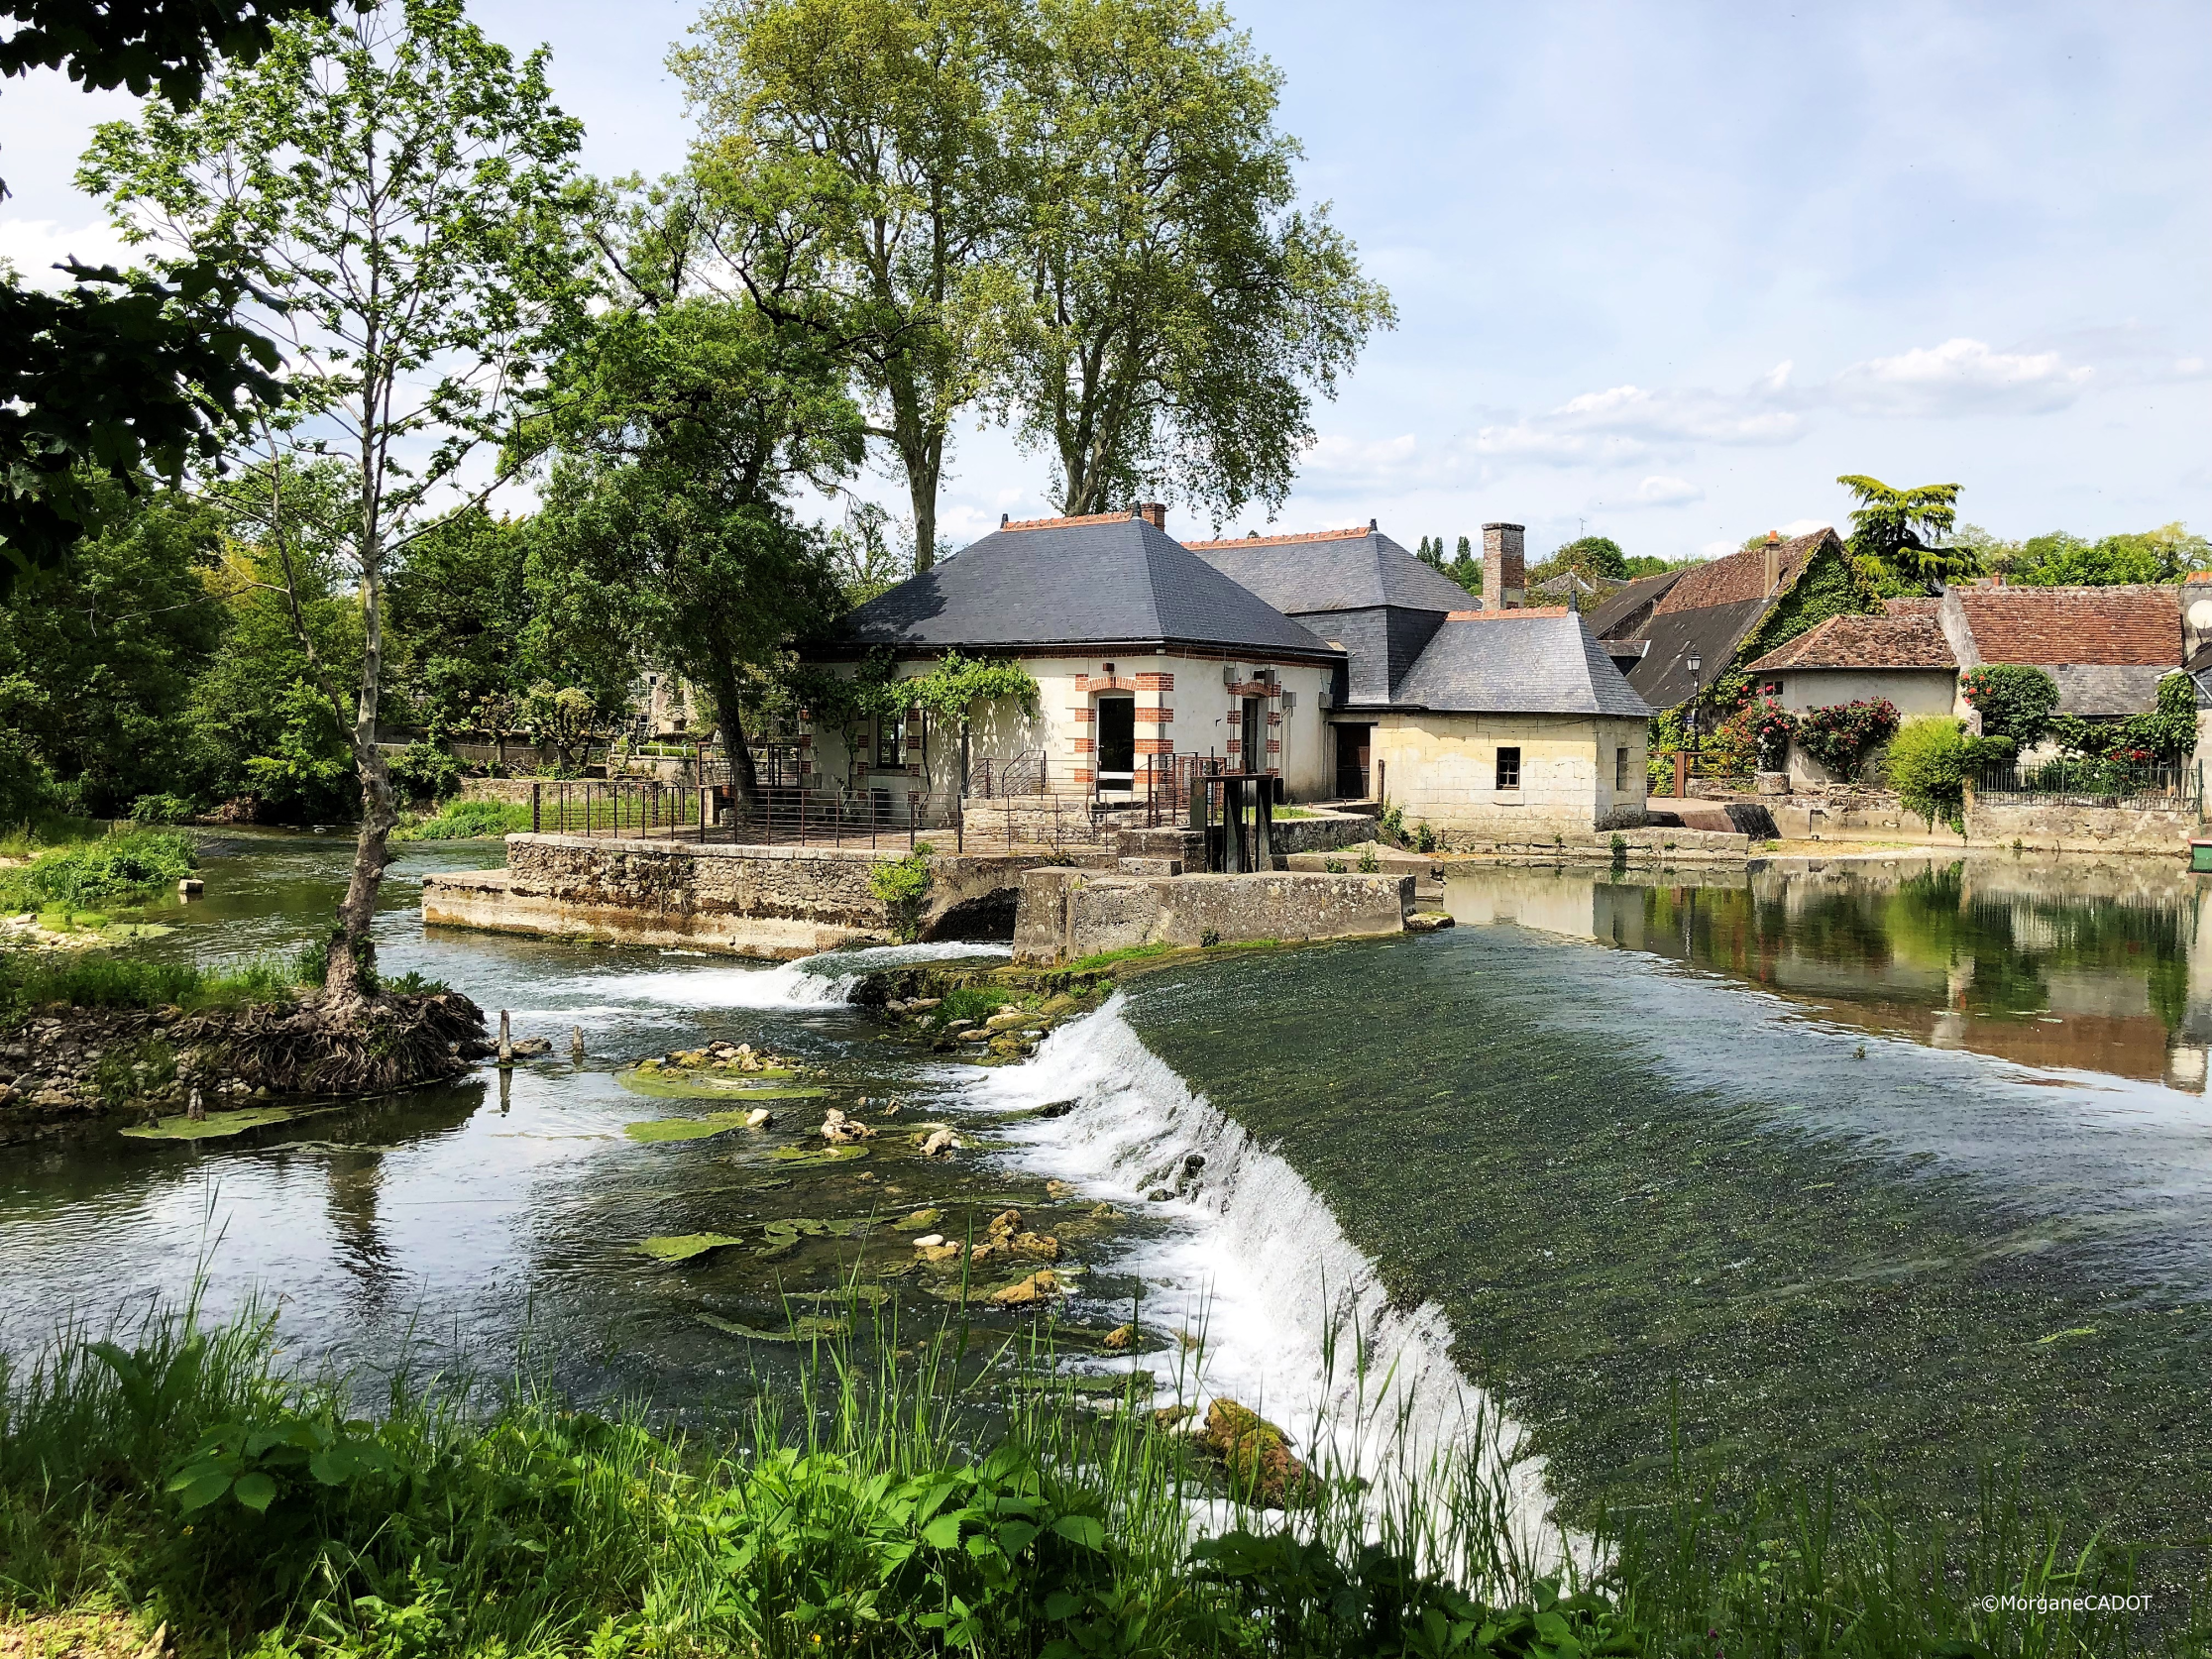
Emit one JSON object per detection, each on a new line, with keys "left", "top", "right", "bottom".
{"left": 1769, "top": 784, "right": 2201, "bottom": 856}
{"left": 1966, "top": 796, "right": 2199, "bottom": 856}
{"left": 422, "top": 833, "right": 1100, "bottom": 958}
{"left": 1012, "top": 866, "right": 1411, "bottom": 965}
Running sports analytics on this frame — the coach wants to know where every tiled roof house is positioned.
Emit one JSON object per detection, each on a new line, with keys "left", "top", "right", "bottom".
{"left": 1747, "top": 583, "right": 2188, "bottom": 721}
{"left": 1592, "top": 528, "right": 1861, "bottom": 709}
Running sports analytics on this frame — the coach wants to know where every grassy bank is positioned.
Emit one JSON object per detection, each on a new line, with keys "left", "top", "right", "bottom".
{"left": 391, "top": 799, "right": 533, "bottom": 841}
{"left": 0, "top": 1297, "right": 2194, "bottom": 1659}
{"left": 0, "top": 828, "right": 196, "bottom": 916}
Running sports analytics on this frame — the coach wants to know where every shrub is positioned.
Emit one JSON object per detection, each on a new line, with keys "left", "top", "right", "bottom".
{"left": 387, "top": 741, "right": 463, "bottom": 804}
{"left": 1747, "top": 701, "right": 1798, "bottom": 771}
{"left": 1796, "top": 698, "right": 1901, "bottom": 779}
{"left": 0, "top": 830, "right": 196, "bottom": 913}
{"left": 1412, "top": 821, "right": 1437, "bottom": 853}
{"left": 868, "top": 841, "right": 935, "bottom": 942}
{"left": 392, "top": 799, "right": 531, "bottom": 841}
{"left": 1960, "top": 664, "right": 2059, "bottom": 748}
{"left": 128, "top": 793, "right": 195, "bottom": 825}
{"left": 1887, "top": 718, "right": 2015, "bottom": 831}
{"left": 1356, "top": 844, "right": 1380, "bottom": 875}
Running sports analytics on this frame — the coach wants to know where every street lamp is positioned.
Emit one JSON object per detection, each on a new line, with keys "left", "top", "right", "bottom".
{"left": 1686, "top": 649, "right": 1704, "bottom": 761}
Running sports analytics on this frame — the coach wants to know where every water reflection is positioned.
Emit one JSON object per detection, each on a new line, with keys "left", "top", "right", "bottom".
{"left": 1446, "top": 855, "right": 2212, "bottom": 1090}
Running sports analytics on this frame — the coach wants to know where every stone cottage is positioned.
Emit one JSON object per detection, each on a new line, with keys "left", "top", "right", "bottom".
{"left": 1589, "top": 527, "right": 1866, "bottom": 710}
{"left": 795, "top": 506, "right": 1651, "bottom": 836}
{"left": 1188, "top": 520, "right": 1651, "bottom": 834}
{"left": 802, "top": 506, "right": 1345, "bottom": 811}
{"left": 1743, "top": 581, "right": 2197, "bottom": 782}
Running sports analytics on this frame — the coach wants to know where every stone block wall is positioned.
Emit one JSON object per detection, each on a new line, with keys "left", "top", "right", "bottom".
{"left": 1372, "top": 712, "right": 1647, "bottom": 835}
{"left": 1965, "top": 798, "right": 2199, "bottom": 856}
{"left": 1012, "top": 867, "right": 1411, "bottom": 964}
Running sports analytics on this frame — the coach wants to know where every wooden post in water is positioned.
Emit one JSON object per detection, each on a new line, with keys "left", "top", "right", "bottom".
{"left": 498, "top": 1010, "right": 512, "bottom": 1064}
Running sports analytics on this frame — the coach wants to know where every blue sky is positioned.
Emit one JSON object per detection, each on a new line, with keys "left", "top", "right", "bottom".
{"left": 4, "top": 0, "right": 2205, "bottom": 562}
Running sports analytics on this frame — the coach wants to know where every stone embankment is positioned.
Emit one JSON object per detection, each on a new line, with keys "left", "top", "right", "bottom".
{"left": 0, "top": 993, "right": 489, "bottom": 1142}
{"left": 1012, "top": 866, "right": 1413, "bottom": 967}
{"left": 423, "top": 834, "right": 1078, "bottom": 957}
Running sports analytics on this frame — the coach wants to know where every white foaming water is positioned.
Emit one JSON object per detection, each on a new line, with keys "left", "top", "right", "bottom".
{"left": 569, "top": 941, "right": 1010, "bottom": 1011}
{"left": 957, "top": 997, "right": 1560, "bottom": 1560}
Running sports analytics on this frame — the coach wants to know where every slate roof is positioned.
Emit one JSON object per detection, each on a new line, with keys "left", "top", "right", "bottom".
{"left": 1747, "top": 612, "right": 1957, "bottom": 672}
{"left": 821, "top": 512, "right": 1341, "bottom": 661}
{"left": 1185, "top": 525, "right": 1475, "bottom": 616}
{"left": 1379, "top": 610, "right": 1653, "bottom": 719}
{"left": 1586, "top": 568, "right": 1686, "bottom": 640}
{"left": 1595, "top": 528, "right": 1850, "bottom": 708}
{"left": 2050, "top": 665, "right": 2176, "bottom": 718}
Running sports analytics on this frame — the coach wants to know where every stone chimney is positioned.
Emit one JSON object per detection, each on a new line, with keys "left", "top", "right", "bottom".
{"left": 1482, "top": 522, "right": 1525, "bottom": 609}
{"left": 1762, "top": 530, "right": 1781, "bottom": 598}
{"left": 1135, "top": 502, "right": 1167, "bottom": 531}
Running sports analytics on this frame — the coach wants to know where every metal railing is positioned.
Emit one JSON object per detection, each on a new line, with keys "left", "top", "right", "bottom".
{"left": 519, "top": 751, "right": 1272, "bottom": 855}
{"left": 1977, "top": 759, "right": 2203, "bottom": 814}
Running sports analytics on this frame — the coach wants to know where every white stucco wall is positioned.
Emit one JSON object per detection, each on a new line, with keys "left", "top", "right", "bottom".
{"left": 803, "top": 648, "right": 1337, "bottom": 803}
{"left": 1763, "top": 668, "right": 1958, "bottom": 719}
{"left": 1371, "top": 712, "right": 1648, "bottom": 834}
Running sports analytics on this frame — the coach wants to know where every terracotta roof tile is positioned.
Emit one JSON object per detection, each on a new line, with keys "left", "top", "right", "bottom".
{"left": 1000, "top": 510, "right": 1139, "bottom": 531}
{"left": 1953, "top": 586, "right": 2179, "bottom": 666}
{"left": 1747, "top": 612, "right": 1956, "bottom": 672}
{"left": 1650, "top": 528, "right": 1838, "bottom": 614}
{"left": 1444, "top": 606, "right": 1572, "bottom": 620}
{"left": 1182, "top": 525, "right": 1371, "bottom": 549}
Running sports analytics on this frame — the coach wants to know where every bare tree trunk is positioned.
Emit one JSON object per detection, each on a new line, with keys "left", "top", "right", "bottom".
{"left": 325, "top": 411, "right": 392, "bottom": 1010}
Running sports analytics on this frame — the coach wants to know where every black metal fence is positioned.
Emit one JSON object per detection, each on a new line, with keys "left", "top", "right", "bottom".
{"left": 1977, "top": 759, "right": 2204, "bottom": 814}
{"left": 521, "top": 751, "right": 1262, "bottom": 854}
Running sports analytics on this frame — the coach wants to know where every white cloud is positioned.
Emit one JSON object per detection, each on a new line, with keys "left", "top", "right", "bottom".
{"left": 1632, "top": 475, "right": 1704, "bottom": 506}
{"left": 0, "top": 218, "right": 138, "bottom": 289}
{"left": 1829, "top": 337, "right": 2093, "bottom": 416}
{"left": 1466, "top": 367, "right": 1806, "bottom": 469}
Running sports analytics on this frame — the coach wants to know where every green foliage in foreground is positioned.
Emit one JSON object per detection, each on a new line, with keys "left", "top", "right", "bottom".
{"left": 390, "top": 798, "right": 532, "bottom": 841}
{"left": 0, "top": 1298, "right": 2194, "bottom": 1659}
{"left": 869, "top": 842, "right": 936, "bottom": 943}
{"left": 0, "top": 828, "right": 196, "bottom": 912}
{"left": 0, "top": 943, "right": 326, "bottom": 1021}
{"left": 1887, "top": 719, "right": 2016, "bottom": 832}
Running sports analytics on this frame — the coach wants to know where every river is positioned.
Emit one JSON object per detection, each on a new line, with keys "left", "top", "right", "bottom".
{"left": 3, "top": 832, "right": 2208, "bottom": 1572}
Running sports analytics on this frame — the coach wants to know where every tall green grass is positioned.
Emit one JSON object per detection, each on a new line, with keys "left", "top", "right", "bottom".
{"left": 0, "top": 828, "right": 196, "bottom": 913}
{"left": 390, "top": 798, "right": 532, "bottom": 841}
{"left": 0, "top": 944, "right": 325, "bottom": 1020}
{"left": 0, "top": 815, "right": 103, "bottom": 861}
{"left": 0, "top": 1287, "right": 2198, "bottom": 1658}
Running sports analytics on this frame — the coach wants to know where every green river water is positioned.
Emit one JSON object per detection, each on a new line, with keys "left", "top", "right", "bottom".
{"left": 3, "top": 834, "right": 2209, "bottom": 1577}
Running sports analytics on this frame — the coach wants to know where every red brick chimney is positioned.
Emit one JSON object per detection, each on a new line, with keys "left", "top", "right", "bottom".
{"left": 1762, "top": 530, "right": 1781, "bottom": 598}
{"left": 1135, "top": 502, "right": 1167, "bottom": 531}
{"left": 1482, "top": 522, "right": 1525, "bottom": 609}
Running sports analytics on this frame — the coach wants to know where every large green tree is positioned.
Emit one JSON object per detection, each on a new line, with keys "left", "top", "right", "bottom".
{"left": 385, "top": 507, "right": 535, "bottom": 735}
{"left": 529, "top": 182, "right": 864, "bottom": 808}
{"left": 0, "top": 0, "right": 372, "bottom": 594}
{"left": 0, "top": 474, "right": 225, "bottom": 813}
{"left": 1836, "top": 475, "right": 1975, "bottom": 594}
{"left": 80, "top": 0, "right": 591, "bottom": 1004}
{"left": 674, "top": 0, "right": 1015, "bottom": 573}
{"left": 1000, "top": 0, "right": 1389, "bottom": 521}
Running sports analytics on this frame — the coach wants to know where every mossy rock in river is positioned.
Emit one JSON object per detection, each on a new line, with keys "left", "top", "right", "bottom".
{"left": 638, "top": 1233, "right": 748, "bottom": 1262}
{"left": 623, "top": 1113, "right": 758, "bottom": 1144}
{"left": 617, "top": 1067, "right": 823, "bottom": 1102}
{"left": 122, "top": 1105, "right": 322, "bottom": 1141}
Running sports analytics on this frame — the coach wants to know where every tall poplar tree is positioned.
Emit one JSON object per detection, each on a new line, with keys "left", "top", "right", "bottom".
{"left": 80, "top": 0, "right": 591, "bottom": 1006}
{"left": 673, "top": 0, "right": 1016, "bottom": 573}
{"left": 1001, "top": 0, "right": 1391, "bottom": 523}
